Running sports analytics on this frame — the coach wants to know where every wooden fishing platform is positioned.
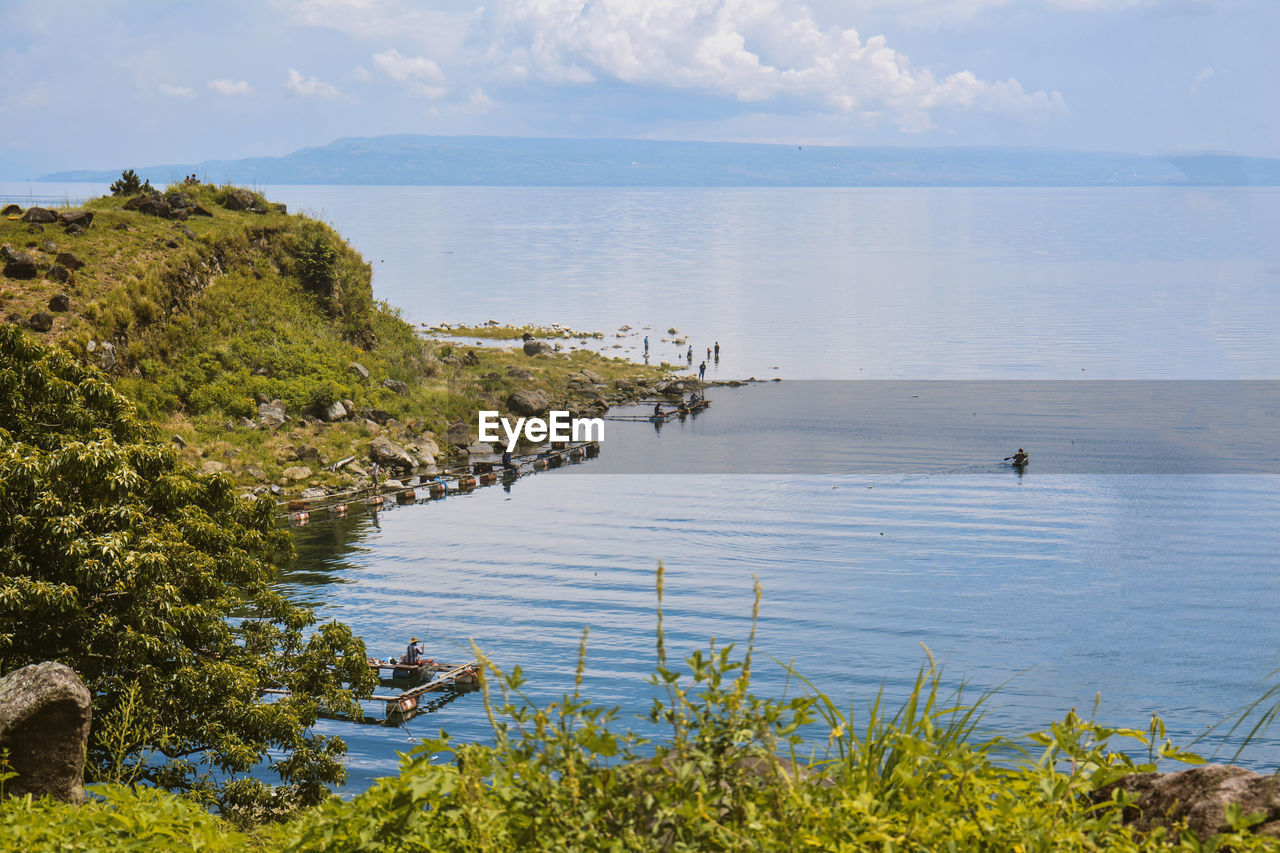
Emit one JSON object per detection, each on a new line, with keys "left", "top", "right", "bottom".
{"left": 605, "top": 398, "right": 711, "bottom": 423}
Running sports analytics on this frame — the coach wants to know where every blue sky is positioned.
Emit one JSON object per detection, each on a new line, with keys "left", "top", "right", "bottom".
{"left": 0, "top": 0, "right": 1274, "bottom": 177}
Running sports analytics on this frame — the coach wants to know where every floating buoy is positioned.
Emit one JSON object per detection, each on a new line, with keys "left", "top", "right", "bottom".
{"left": 427, "top": 481, "right": 447, "bottom": 497}
{"left": 367, "top": 496, "right": 384, "bottom": 506}
{"left": 456, "top": 476, "right": 477, "bottom": 490}
{"left": 329, "top": 503, "right": 348, "bottom": 516}
{"left": 289, "top": 511, "right": 309, "bottom": 525}
{"left": 287, "top": 499, "right": 310, "bottom": 511}
{"left": 397, "top": 489, "right": 417, "bottom": 503}
{"left": 533, "top": 458, "right": 549, "bottom": 470}
{"left": 478, "top": 472, "right": 497, "bottom": 486}
{"left": 585, "top": 441, "right": 601, "bottom": 457}
{"left": 569, "top": 446, "right": 586, "bottom": 458}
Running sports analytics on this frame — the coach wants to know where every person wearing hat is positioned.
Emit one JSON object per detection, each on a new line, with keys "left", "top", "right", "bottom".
{"left": 404, "top": 636, "right": 425, "bottom": 665}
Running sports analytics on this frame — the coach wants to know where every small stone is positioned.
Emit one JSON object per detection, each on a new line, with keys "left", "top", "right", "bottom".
{"left": 200, "top": 460, "right": 226, "bottom": 475}
{"left": 47, "top": 265, "right": 70, "bottom": 283}
{"left": 28, "top": 312, "right": 54, "bottom": 332}
{"left": 48, "top": 293, "right": 71, "bottom": 312}
{"left": 349, "top": 361, "right": 370, "bottom": 380}
{"left": 282, "top": 466, "right": 313, "bottom": 481}
{"left": 171, "top": 434, "right": 187, "bottom": 448}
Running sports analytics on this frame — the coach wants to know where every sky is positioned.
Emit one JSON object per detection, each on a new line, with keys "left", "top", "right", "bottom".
{"left": 0, "top": 0, "right": 1275, "bottom": 178}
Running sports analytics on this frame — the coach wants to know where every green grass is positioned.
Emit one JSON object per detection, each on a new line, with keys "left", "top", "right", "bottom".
{"left": 428, "top": 323, "right": 606, "bottom": 340}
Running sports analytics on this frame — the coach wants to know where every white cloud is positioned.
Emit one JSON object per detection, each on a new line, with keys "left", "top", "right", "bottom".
{"left": 159, "top": 83, "right": 196, "bottom": 99}
{"left": 352, "top": 65, "right": 375, "bottom": 83}
{"left": 488, "top": 0, "right": 1064, "bottom": 127}
{"left": 209, "top": 79, "right": 254, "bottom": 96}
{"left": 285, "top": 68, "right": 341, "bottom": 98}
{"left": 372, "top": 48, "right": 445, "bottom": 83}
{"left": 1188, "top": 65, "right": 1213, "bottom": 96}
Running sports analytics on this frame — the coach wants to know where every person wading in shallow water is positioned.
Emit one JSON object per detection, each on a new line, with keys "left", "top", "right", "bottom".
{"left": 714, "top": 341, "right": 720, "bottom": 359}
{"left": 370, "top": 461, "right": 380, "bottom": 495}
{"left": 687, "top": 345, "right": 693, "bottom": 362}
{"left": 699, "top": 360, "right": 706, "bottom": 380}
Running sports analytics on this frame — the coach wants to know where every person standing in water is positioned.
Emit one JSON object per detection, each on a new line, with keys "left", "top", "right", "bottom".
{"left": 644, "top": 335, "right": 649, "bottom": 353}
{"left": 714, "top": 341, "right": 720, "bottom": 360}
{"left": 699, "top": 360, "right": 706, "bottom": 380}
{"left": 687, "top": 345, "right": 693, "bottom": 362}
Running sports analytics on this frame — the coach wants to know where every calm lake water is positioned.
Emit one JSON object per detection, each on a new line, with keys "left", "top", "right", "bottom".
{"left": 11, "top": 182, "right": 1280, "bottom": 788}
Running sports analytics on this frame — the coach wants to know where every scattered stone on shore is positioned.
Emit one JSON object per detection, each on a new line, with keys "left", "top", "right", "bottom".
{"left": 369, "top": 435, "right": 416, "bottom": 470}
{"left": 282, "top": 465, "right": 312, "bottom": 481}
{"left": 28, "top": 312, "right": 54, "bottom": 332}
{"left": 246, "top": 465, "right": 267, "bottom": 482}
{"left": 19, "top": 207, "right": 59, "bottom": 225}
{"left": 507, "top": 366, "right": 534, "bottom": 380}
{"left": 0, "top": 661, "right": 92, "bottom": 804}
{"left": 47, "top": 265, "right": 70, "bottom": 283}
{"left": 293, "top": 445, "right": 323, "bottom": 465}
{"left": 407, "top": 437, "right": 440, "bottom": 465}
{"left": 200, "top": 460, "right": 226, "bottom": 475}
{"left": 349, "top": 361, "right": 370, "bottom": 380}
{"left": 0, "top": 204, "right": 21, "bottom": 216}
{"left": 381, "top": 378, "right": 409, "bottom": 395}
{"left": 300, "top": 486, "right": 327, "bottom": 500}
{"left": 445, "top": 421, "right": 471, "bottom": 448}
{"left": 522, "top": 339, "right": 554, "bottom": 356}
{"left": 667, "top": 327, "right": 679, "bottom": 335}
{"left": 94, "top": 341, "right": 117, "bottom": 370}
{"left": 507, "top": 388, "right": 551, "bottom": 416}
{"left": 172, "top": 434, "right": 187, "bottom": 449}
{"left": 1095, "top": 765, "right": 1280, "bottom": 838}
{"left": 48, "top": 293, "right": 71, "bottom": 312}
{"left": 465, "top": 442, "right": 495, "bottom": 456}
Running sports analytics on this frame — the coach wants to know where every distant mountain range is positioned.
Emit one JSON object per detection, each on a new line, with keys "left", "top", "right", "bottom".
{"left": 39, "top": 135, "right": 1280, "bottom": 187}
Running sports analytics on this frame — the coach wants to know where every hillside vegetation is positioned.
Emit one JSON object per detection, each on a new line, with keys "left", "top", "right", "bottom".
{"left": 1, "top": 181, "right": 665, "bottom": 494}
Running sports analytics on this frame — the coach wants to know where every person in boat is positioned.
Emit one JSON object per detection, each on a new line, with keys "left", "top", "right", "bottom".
{"left": 688, "top": 391, "right": 701, "bottom": 406}
{"left": 403, "top": 636, "right": 425, "bottom": 665}
{"left": 653, "top": 401, "right": 664, "bottom": 418}
{"left": 1011, "top": 448, "right": 1029, "bottom": 466}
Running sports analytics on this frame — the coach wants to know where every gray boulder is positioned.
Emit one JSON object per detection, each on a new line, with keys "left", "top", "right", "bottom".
{"left": 48, "top": 293, "right": 71, "bottom": 312}
{"left": 28, "top": 312, "right": 53, "bottom": 332}
{"left": 258, "top": 399, "right": 287, "bottom": 427}
{"left": 0, "top": 662, "right": 92, "bottom": 803}
{"left": 300, "top": 486, "right": 328, "bottom": 500}
{"left": 95, "top": 341, "right": 117, "bottom": 370}
{"left": 282, "top": 466, "right": 312, "bottom": 481}
{"left": 1098, "top": 765, "right": 1280, "bottom": 838}
{"left": 381, "top": 378, "right": 409, "bottom": 395}
{"left": 323, "top": 400, "right": 348, "bottom": 422}
{"left": 522, "top": 339, "right": 554, "bottom": 356}
{"left": 2, "top": 245, "right": 39, "bottom": 279}
{"left": 19, "top": 207, "right": 58, "bottom": 225}
{"left": 55, "top": 251, "right": 85, "bottom": 270}
{"left": 47, "top": 265, "right": 70, "bottom": 283}
{"left": 222, "top": 189, "right": 256, "bottom": 211}
{"left": 444, "top": 421, "right": 471, "bottom": 448}
{"left": 507, "top": 366, "right": 534, "bottom": 380}
{"left": 58, "top": 210, "right": 93, "bottom": 229}
{"left": 163, "top": 191, "right": 195, "bottom": 212}
{"left": 349, "top": 361, "right": 370, "bottom": 380}
{"left": 507, "top": 389, "right": 551, "bottom": 416}
{"left": 370, "top": 435, "right": 416, "bottom": 470}
{"left": 0, "top": 204, "right": 21, "bottom": 216}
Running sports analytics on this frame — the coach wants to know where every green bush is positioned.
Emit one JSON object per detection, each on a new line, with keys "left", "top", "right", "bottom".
{"left": 109, "top": 169, "right": 153, "bottom": 197}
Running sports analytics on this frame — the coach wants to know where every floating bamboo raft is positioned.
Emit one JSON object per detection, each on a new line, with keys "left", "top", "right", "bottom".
{"left": 604, "top": 399, "right": 711, "bottom": 423}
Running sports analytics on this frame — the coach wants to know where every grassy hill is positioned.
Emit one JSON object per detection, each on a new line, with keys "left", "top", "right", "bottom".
{"left": 0, "top": 180, "right": 663, "bottom": 494}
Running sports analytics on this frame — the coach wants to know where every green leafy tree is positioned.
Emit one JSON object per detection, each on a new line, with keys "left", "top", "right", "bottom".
{"left": 0, "top": 324, "right": 376, "bottom": 821}
{"left": 109, "top": 169, "right": 153, "bottom": 197}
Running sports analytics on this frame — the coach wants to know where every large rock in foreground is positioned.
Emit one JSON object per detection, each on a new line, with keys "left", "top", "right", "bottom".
{"left": 0, "top": 662, "right": 92, "bottom": 803}
{"left": 522, "top": 339, "right": 554, "bottom": 356}
{"left": 1098, "top": 765, "right": 1280, "bottom": 837}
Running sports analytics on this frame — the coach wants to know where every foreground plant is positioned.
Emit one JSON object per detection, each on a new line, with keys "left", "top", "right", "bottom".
{"left": 279, "top": 567, "right": 1271, "bottom": 852}
{"left": 0, "top": 326, "right": 375, "bottom": 820}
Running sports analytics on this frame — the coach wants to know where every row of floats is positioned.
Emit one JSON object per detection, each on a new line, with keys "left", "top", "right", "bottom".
{"left": 281, "top": 439, "right": 601, "bottom": 525}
